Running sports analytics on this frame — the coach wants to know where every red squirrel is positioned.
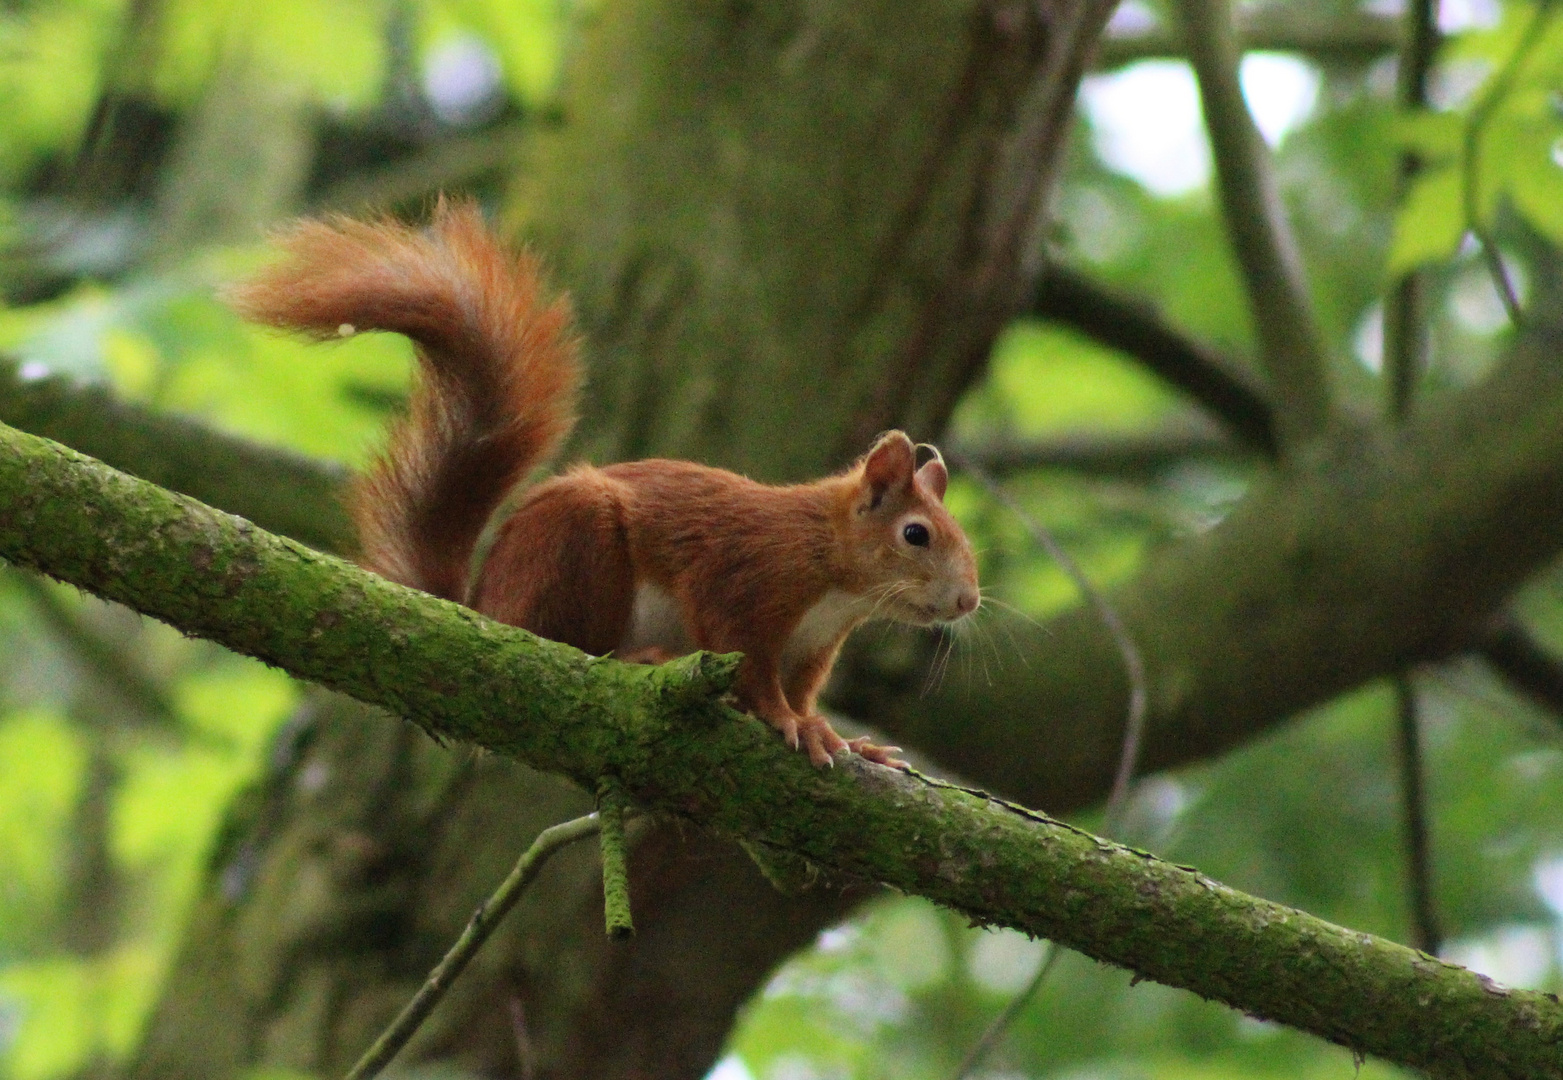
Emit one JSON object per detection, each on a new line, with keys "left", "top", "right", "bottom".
{"left": 227, "top": 200, "right": 980, "bottom": 767}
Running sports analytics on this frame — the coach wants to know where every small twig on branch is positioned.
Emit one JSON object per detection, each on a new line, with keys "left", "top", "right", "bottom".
{"left": 1031, "top": 265, "right": 1277, "bottom": 455}
{"left": 597, "top": 777, "right": 635, "bottom": 938}
{"left": 1479, "top": 612, "right": 1563, "bottom": 722}
{"left": 943, "top": 454, "right": 1149, "bottom": 1075}
{"left": 344, "top": 813, "right": 602, "bottom": 1080}
{"left": 1176, "top": 0, "right": 1334, "bottom": 448}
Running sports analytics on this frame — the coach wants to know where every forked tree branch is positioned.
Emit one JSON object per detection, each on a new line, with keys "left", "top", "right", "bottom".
{"left": 1175, "top": 0, "right": 1334, "bottom": 448}
{"left": 2, "top": 425, "right": 1562, "bottom": 1078}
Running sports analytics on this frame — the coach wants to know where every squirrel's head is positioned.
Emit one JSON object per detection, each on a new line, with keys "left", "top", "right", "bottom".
{"left": 844, "top": 431, "right": 980, "bottom": 626}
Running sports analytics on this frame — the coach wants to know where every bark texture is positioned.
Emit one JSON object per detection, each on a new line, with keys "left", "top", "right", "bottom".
{"left": 4, "top": 421, "right": 1563, "bottom": 1079}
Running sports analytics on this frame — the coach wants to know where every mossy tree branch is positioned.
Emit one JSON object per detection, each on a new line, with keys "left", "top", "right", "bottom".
{"left": 2, "top": 422, "right": 1562, "bottom": 1078}
{"left": 11, "top": 328, "right": 1563, "bottom": 819}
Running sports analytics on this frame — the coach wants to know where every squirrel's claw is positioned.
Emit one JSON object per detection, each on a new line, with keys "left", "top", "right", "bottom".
{"left": 797, "top": 715, "right": 848, "bottom": 768}
{"left": 846, "top": 736, "right": 908, "bottom": 770}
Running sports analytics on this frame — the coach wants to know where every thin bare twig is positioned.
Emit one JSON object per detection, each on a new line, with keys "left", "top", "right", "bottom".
{"left": 1384, "top": 0, "right": 1444, "bottom": 962}
{"left": 950, "top": 944, "right": 1063, "bottom": 1079}
{"left": 1176, "top": 0, "right": 1333, "bottom": 447}
{"left": 343, "top": 813, "right": 602, "bottom": 1080}
{"left": 952, "top": 455, "right": 1147, "bottom": 825}
{"left": 943, "top": 454, "right": 1148, "bottom": 1080}
{"left": 1393, "top": 675, "right": 1443, "bottom": 954}
{"left": 1383, "top": 0, "right": 1439, "bottom": 419}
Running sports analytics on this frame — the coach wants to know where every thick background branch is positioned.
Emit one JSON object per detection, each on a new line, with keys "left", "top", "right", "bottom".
{"left": 3, "top": 422, "right": 1562, "bottom": 1078}
{"left": 951, "top": 420, "right": 1244, "bottom": 476}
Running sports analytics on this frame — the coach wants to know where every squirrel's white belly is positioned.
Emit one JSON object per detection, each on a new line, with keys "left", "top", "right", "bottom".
{"left": 620, "top": 584, "right": 694, "bottom": 658}
{"left": 618, "top": 584, "right": 869, "bottom": 680}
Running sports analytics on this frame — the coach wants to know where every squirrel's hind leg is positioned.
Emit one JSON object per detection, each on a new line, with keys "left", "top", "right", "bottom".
{"left": 470, "top": 472, "right": 634, "bottom": 656}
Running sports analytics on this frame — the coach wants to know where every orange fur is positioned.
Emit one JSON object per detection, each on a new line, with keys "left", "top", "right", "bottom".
{"left": 230, "top": 203, "right": 980, "bottom": 767}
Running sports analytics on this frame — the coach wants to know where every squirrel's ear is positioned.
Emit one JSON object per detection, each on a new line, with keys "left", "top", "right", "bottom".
{"left": 861, "top": 431, "right": 916, "bottom": 509}
{"left": 916, "top": 457, "right": 948, "bottom": 501}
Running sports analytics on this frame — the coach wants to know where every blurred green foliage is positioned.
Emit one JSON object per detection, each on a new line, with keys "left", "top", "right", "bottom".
{"left": 2, "top": 0, "right": 1563, "bottom": 1078}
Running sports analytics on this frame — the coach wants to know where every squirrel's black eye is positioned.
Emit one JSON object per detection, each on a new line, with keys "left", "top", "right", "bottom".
{"left": 902, "top": 522, "right": 930, "bottom": 547}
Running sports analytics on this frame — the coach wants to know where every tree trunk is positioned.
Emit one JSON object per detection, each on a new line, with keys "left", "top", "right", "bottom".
{"left": 129, "top": 0, "right": 1113, "bottom": 1076}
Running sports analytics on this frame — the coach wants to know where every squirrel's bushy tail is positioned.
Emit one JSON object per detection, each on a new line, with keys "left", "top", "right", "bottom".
{"left": 226, "top": 198, "right": 581, "bottom": 601}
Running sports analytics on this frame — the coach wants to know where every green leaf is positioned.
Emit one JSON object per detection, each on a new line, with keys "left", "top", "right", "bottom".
{"left": 1396, "top": 109, "right": 1462, "bottom": 164}
{"left": 1496, "top": 112, "right": 1563, "bottom": 246}
{"left": 1388, "top": 165, "right": 1465, "bottom": 274}
{"left": 0, "top": 946, "right": 158, "bottom": 1080}
{"left": 0, "top": 2, "right": 109, "bottom": 181}
{"left": 156, "top": 0, "right": 385, "bottom": 106}
{"left": 0, "top": 710, "right": 83, "bottom": 954}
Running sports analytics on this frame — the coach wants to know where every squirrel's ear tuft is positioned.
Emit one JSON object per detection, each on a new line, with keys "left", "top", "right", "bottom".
{"left": 861, "top": 431, "right": 915, "bottom": 508}
{"left": 916, "top": 456, "right": 948, "bottom": 501}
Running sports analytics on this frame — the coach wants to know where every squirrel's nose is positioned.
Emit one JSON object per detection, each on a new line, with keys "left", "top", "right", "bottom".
{"left": 954, "top": 587, "right": 979, "bottom": 616}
